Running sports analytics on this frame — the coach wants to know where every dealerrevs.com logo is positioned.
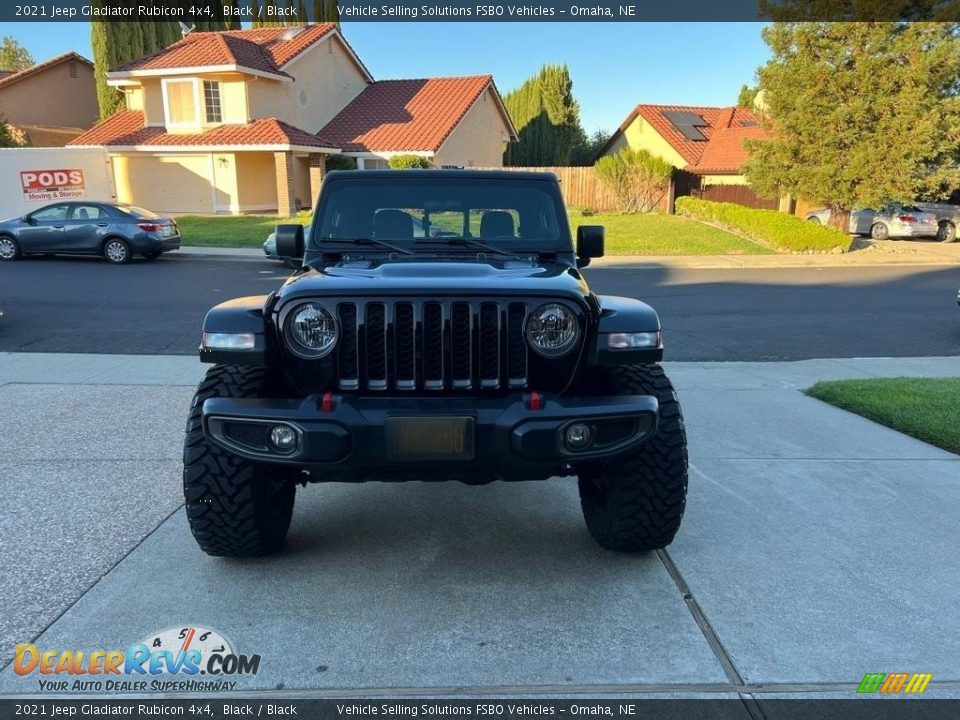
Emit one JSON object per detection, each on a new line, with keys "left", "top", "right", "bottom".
{"left": 14, "top": 626, "right": 261, "bottom": 693}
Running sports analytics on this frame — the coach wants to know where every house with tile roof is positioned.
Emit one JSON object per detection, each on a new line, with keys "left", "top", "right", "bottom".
{"left": 0, "top": 52, "right": 98, "bottom": 146}
{"left": 600, "top": 103, "right": 769, "bottom": 189}
{"left": 69, "top": 25, "right": 517, "bottom": 215}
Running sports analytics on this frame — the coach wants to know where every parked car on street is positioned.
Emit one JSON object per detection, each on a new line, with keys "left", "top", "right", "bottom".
{"left": 805, "top": 205, "right": 940, "bottom": 241}
{"left": 916, "top": 202, "right": 959, "bottom": 243}
{"left": 0, "top": 202, "right": 180, "bottom": 264}
{"left": 187, "top": 170, "right": 688, "bottom": 557}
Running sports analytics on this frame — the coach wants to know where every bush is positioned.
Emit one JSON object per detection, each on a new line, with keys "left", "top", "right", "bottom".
{"left": 388, "top": 154, "right": 431, "bottom": 169}
{"left": 675, "top": 197, "right": 850, "bottom": 253}
{"left": 595, "top": 148, "right": 673, "bottom": 212}
{"left": 325, "top": 155, "right": 357, "bottom": 171}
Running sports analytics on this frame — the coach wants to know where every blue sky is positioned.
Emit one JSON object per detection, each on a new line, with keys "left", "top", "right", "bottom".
{"left": 1, "top": 22, "right": 770, "bottom": 133}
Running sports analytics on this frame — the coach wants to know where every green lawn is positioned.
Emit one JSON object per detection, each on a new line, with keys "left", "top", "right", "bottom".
{"left": 177, "top": 210, "right": 768, "bottom": 256}
{"left": 176, "top": 213, "right": 311, "bottom": 248}
{"left": 806, "top": 377, "right": 960, "bottom": 455}
{"left": 570, "top": 210, "right": 770, "bottom": 255}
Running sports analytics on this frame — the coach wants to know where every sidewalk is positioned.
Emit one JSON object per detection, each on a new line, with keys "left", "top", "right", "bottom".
{"left": 175, "top": 241, "right": 960, "bottom": 269}
{"left": 1, "top": 353, "right": 958, "bottom": 697}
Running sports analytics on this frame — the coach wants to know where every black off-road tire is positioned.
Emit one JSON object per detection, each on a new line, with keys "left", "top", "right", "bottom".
{"left": 577, "top": 363, "right": 688, "bottom": 552}
{"left": 183, "top": 365, "right": 296, "bottom": 557}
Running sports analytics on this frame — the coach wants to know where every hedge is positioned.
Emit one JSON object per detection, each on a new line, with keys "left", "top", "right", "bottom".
{"left": 675, "top": 197, "right": 850, "bottom": 253}
{"left": 388, "top": 154, "right": 431, "bottom": 169}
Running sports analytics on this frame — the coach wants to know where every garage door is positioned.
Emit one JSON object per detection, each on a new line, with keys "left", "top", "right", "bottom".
{"left": 114, "top": 154, "right": 214, "bottom": 214}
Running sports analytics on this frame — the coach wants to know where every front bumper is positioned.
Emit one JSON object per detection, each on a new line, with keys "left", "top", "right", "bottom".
{"left": 202, "top": 393, "right": 658, "bottom": 482}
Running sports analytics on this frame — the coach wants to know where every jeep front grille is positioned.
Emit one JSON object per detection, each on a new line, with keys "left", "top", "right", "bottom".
{"left": 334, "top": 299, "right": 530, "bottom": 392}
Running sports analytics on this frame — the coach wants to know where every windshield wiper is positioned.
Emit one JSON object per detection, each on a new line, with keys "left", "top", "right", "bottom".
{"left": 340, "top": 237, "right": 414, "bottom": 255}
{"left": 417, "top": 237, "right": 519, "bottom": 258}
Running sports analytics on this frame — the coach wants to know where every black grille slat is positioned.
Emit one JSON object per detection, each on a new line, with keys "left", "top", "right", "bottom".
{"left": 479, "top": 302, "right": 500, "bottom": 389}
{"left": 394, "top": 303, "right": 415, "bottom": 390}
{"left": 337, "top": 303, "right": 359, "bottom": 390}
{"left": 451, "top": 302, "right": 472, "bottom": 389}
{"left": 334, "top": 298, "right": 534, "bottom": 392}
{"left": 507, "top": 302, "right": 528, "bottom": 389}
{"left": 423, "top": 302, "right": 444, "bottom": 390}
{"left": 366, "top": 302, "right": 387, "bottom": 390}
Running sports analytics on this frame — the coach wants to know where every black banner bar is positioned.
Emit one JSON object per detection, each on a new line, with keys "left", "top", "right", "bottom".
{"left": 2, "top": 699, "right": 960, "bottom": 720}
{"left": 2, "top": 0, "right": 959, "bottom": 23}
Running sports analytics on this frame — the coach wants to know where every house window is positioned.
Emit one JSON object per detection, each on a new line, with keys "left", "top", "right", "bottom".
{"left": 362, "top": 158, "right": 389, "bottom": 170}
{"left": 203, "top": 81, "right": 222, "bottom": 123}
{"left": 164, "top": 79, "right": 198, "bottom": 126}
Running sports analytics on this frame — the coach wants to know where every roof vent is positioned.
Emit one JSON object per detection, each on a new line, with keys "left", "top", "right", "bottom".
{"left": 279, "top": 27, "right": 304, "bottom": 42}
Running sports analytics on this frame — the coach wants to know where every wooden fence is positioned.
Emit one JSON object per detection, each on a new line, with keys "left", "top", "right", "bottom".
{"left": 476, "top": 166, "right": 628, "bottom": 212}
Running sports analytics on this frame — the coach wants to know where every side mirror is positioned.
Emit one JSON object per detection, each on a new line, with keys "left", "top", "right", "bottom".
{"left": 275, "top": 224, "right": 304, "bottom": 259}
{"left": 576, "top": 225, "right": 604, "bottom": 267}
{"left": 21, "top": 215, "right": 35, "bottom": 225}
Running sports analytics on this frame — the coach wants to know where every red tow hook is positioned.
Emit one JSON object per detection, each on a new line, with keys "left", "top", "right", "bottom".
{"left": 321, "top": 392, "right": 335, "bottom": 412}
{"left": 526, "top": 391, "right": 543, "bottom": 411}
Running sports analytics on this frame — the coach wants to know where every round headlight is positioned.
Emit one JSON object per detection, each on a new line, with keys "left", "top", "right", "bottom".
{"left": 525, "top": 303, "right": 579, "bottom": 357}
{"left": 285, "top": 302, "right": 338, "bottom": 358}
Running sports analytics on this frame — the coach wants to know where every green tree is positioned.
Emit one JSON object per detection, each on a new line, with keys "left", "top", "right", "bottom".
{"left": 503, "top": 64, "right": 581, "bottom": 166}
{"left": 0, "top": 35, "right": 33, "bottom": 71}
{"left": 744, "top": 22, "right": 960, "bottom": 231}
{"left": 736, "top": 84, "right": 758, "bottom": 109}
{"left": 312, "top": 0, "right": 340, "bottom": 24}
{"left": 569, "top": 128, "right": 611, "bottom": 166}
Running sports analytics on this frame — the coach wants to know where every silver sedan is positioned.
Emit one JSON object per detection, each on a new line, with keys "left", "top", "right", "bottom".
{"left": 806, "top": 205, "right": 939, "bottom": 240}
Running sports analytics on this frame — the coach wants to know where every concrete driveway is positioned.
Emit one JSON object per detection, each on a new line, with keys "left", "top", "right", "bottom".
{"left": 1, "top": 353, "right": 958, "bottom": 699}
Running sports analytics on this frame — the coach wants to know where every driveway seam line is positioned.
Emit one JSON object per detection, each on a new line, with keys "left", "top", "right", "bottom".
{"left": 655, "top": 548, "right": 756, "bottom": 692}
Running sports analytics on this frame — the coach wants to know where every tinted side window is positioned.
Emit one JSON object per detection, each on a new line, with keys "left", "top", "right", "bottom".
{"left": 71, "top": 205, "right": 105, "bottom": 220}
{"left": 30, "top": 205, "right": 69, "bottom": 222}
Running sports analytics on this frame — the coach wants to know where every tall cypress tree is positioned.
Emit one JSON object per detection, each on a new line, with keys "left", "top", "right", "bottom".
{"left": 503, "top": 64, "right": 581, "bottom": 166}
{"left": 312, "top": 0, "right": 340, "bottom": 24}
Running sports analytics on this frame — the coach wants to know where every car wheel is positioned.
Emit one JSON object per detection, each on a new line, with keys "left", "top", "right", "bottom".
{"left": 576, "top": 363, "right": 688, "bottom": 552}
{"left": 183, "top": 365, "right": 297, "bottom": 557}
{"left": 807, "top": 216, "right": 821, "bottom": 224}
{"left": 143, "top": 250, "right": 162, "bottom": 260}
{"left": 0, "top": 235, "right": 21, "bottom": 261}
{"left": 103, "top": 238, "right": 132, "bottom": 264}
{"left": 937, "top": 221, "right": 956, "bottom": 243}
{"left": 870, "top": 223, "right": 889, "bottom": 241}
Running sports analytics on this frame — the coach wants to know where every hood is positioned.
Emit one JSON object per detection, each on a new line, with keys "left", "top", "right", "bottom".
{"left": 275, "top": 256, "right": 591, "bottom": 305}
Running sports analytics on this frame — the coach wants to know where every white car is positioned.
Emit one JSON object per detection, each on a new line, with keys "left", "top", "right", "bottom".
{"left": 806, "top": 205, "right": 940, "bottom": 240}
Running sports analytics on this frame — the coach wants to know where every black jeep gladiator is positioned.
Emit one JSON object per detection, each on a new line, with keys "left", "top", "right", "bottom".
{"left": 185, "top": 170, "right": 688, "bottom": 556}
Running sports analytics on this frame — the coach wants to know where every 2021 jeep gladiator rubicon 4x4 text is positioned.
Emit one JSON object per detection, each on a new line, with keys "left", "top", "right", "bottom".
{"left": 185, "top": 170, "right": 688, "bottom": 556}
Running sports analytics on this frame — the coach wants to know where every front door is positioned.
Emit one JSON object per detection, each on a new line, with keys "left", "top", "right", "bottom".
{"left": 19, "top": 204, "right": 71, "bottom": 252}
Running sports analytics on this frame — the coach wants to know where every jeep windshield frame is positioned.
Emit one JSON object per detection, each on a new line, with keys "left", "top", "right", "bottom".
{"left": 307, "top": 173, "right": 574, "bottom": 258}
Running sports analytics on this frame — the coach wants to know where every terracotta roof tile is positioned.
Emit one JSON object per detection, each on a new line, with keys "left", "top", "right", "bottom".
{"left": 114, "top": 24, "right": 336, "bottom": 78}
{"left": 317, "top": 76, "right": 497, "bottom": 153}
{"left": 68, "top": 110, "right": 332, "bottom": 149}
{"left": 0, "top": 52, "right": 92, "bottom": 90}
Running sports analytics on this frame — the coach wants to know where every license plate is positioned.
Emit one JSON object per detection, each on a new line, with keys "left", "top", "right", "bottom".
{"left": 385, "top": 417, "right": 474, "bottom": 461}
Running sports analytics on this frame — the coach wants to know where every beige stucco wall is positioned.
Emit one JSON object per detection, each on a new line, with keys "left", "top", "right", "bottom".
{"left": 125, "top": 86, "right": 144, "bottom": 111}
{"left": 604, "top": 115, "right": 688, "bottom": 169}
{"left": 294, "top": 155, "right": 311, "bottom": 209}
{"left": 140, "top": 78, "right": 164, "bottom": 126}
{"left": 433, "top": 89, "right": 511, "bottom": 168}
{"left": 246, "top": 34, "right": 369, "bottom": 133}
{"left": 0, "top": 59, "right": 98, "bottom": 129}
{"left": 235, "top": 152, "right": 279, "bottom": 211}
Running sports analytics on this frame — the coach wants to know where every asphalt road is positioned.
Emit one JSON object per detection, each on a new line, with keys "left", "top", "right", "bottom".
{"left": 1, "top": 253, "right": 958, "bottom": 360}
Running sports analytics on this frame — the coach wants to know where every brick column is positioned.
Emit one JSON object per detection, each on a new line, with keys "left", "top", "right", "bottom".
{"left": 274, "top": 151, "right": 296, "bottom": 218}
{"left": 308, "top": 154, "right": 326, "bottom": 210}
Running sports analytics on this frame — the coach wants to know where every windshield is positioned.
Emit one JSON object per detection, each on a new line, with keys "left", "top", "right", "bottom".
{"left": 312, "top": 177, "right": 570, "bottom": 253}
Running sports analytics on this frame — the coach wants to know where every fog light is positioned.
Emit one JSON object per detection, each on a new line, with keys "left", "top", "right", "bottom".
{"left": 270, "top": 425, "right": 298, "bottom": 452}
{"left": 564, "top": 422, "right": 593, "bottom": 451}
